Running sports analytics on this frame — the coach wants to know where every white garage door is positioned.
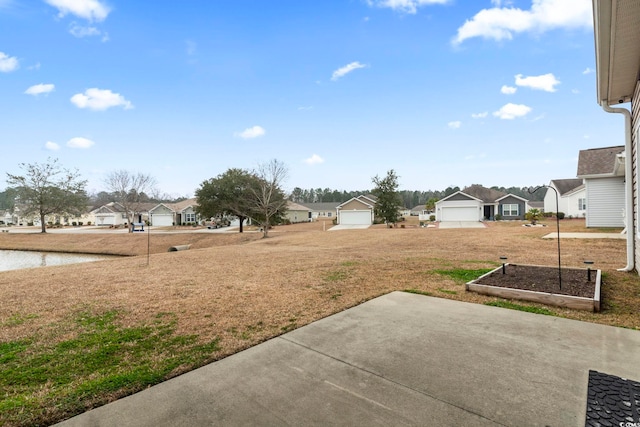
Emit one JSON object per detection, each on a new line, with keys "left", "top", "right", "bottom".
{"left": 340, "top": 210, "right": 372, "bottom": 225}
{"left": 152, "top": 214, "right": 173, "bottom": 226}
{"left": 441, "top": 206, "right": 478, "bottom": 222}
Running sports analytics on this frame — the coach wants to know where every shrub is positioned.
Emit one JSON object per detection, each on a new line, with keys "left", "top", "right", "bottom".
{"left": 87, "top": 221, "right": 92, "bottom": 225}
{"left": 556, "top": 212, "right": 565, "bottom": 220}
{"left": 72, "top": 222, "right": 77, "bottom": 226}
{"left": 495, "top": 214, "right": 502, "bottom": 221}
{"left": 78, "top": 221, "right": 83, "bottom": 226}
{"left": 429, "top": 215, "right": 436, "bottom": 222}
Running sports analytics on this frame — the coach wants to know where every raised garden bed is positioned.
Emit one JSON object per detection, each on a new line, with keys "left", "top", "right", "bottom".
{"left": 466, "top": 263, "right": 601, "bottom": 312}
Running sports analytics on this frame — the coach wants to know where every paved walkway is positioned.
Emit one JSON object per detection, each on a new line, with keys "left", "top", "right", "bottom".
{"left": 57, "top": 292, "right": 640, "bottom": 426}
{"left": 438, "top": 221, "right": 486, "bottom": 229}
{"left": 542, "top": 232, "right": 625, "bottom": 239}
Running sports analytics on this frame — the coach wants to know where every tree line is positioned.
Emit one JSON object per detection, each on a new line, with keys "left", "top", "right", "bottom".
{"left": 290, "top": 184, "right": 546, "bottom": 207}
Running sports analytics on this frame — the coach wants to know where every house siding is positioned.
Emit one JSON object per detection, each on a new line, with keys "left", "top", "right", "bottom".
{"left": 632, "top": 80, "right": 640, "bottom": 272}
{"left": 585, "top": 177, "right": 625, "bottom": 227}
{"left": 446, "top": 193, "right": 473, "bottom": 202}
{"left": 340, "top": 199, "right": 371, "bottom": 210}
{"left": 498, "top": 196, "right": 526, "bottom": 220}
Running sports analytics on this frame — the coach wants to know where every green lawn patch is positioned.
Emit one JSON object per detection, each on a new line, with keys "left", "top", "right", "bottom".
{"left": 404, "top": 289, "right": 433, "bottom": 297}
{"left": 434, "top": 268, "right": 493, "bottom": 283}
{"left": 484, "top": 300, "right": 555, "bottom": 316}
{"left": 0, "top": 309, "right": 220, "bottom": 427}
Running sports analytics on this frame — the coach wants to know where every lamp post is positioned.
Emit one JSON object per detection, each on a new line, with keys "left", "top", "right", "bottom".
{"left": 529, "top": 186, "right": 562, "bottom": 290}
{"left": 584, "top": 260, "right": 594, "bottom": 281}
{"left": 500, "top": 256, "right": 507, "bottom": 274}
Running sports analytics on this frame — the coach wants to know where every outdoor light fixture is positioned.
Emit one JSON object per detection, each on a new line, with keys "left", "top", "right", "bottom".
{"left": 500, "top": 256, "right": 507, "bottom": 274}
{"left": 584, "top": 260, "right": 594, "bottom": 281}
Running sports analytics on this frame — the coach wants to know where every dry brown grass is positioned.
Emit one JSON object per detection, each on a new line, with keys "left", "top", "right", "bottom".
{"left": 1, "top": 218, "right": 639, "bottom": 424}
{"left": 1, "top": 218, "right": 637, "bottom": 342}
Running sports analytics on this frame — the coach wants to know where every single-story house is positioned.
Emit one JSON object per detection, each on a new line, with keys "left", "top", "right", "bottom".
{"left": 284, "top": 201, "right": 312, "bottom": 223}
{"left": 92, "top": 202, "right": 128, "bottom": 226}
{"left": 543, "top": 179, "right": 586, "bottom": 218}
{"left": 149, "top": 198, "right": 200, "bottom": 226}
{"left": 304, "top": 202, "right": 340, "bottom": 220}
{"left": 592, "top": 0, "right": 638, "bottom": 272}
{"left": 577, "top": 145, "right": 626, "bottom": 228}
{"left": 336, "top": 195, "right": 376, "bottom": 225}
{"left": 435, "top": 185, "right": 530, "bottom": 222}
{"left": 410, "top": 205, "right": 427, "bottom": 216}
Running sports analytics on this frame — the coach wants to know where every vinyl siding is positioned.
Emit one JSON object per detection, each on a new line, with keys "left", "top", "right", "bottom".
{"left": 585, "top": 177, "right": 625, "bottom": 227}
{"left": 632, "top": 81, "right": 640, "bottom": 272}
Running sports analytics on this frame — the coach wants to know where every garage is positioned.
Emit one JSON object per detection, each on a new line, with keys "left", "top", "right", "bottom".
{"left": 339, "top": 210, "right": 372, "bottom": 225}
{"left": 440, "top": 206, "right": 479, "bottom": 222}
{"left": 151, "top": 214, "right": 173, "bottom": 226}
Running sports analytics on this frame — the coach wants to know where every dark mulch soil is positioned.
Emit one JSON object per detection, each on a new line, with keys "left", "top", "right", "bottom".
{"left": 476, "top": 264, "right": 596, "bottom": 298}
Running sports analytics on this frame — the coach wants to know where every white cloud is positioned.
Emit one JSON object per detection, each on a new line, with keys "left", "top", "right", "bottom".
{"left": 67, "top": 137, "right": 95, "bottom": 148}
{"left": 493, "top": 103, "right": 532, "bottom": 119}
{"left": 45, "top": 141, "right": 60, "bottom": 151}
{"left": 448, "top": 121, "right": 461, "bottom": 129}
{"left": 453, "top": 0, "right": 592, "bottom": 45}
{"left": 25, "top": 83, "right": 55, "bottom": 96}
{"left": 366, "top": 0, "right": 450, "bottom": 14}
{"left": 572, "top": 89, "right": 580, "bottom": 94}
{"left": 44, "top": 0, "right": 110, "bottom": 22}
{"left": 234, "top": 125, "right": 266, "bottom": 139}
{"left": 69, "top": 23, "right": 101, "bottom": 38}
{"left": 515, "top": 73, "right": 560, "bottom": 92}
{"left": 186, "top": 40, "right": 197, "bottom": 56}
{"left": 331, "top": 61, "right": 367, "bottom": 81}
{"left": 304, "top": 154, "right": 324, "bottom": 165}
{"left": 471, "top": 111, "right": 488, "bottom": 119}
{"left": 297, "top": 106, "right": 313, "bottom": 111}
{"left": 70, "top": 88, "right": 133, "bottom": 110}
{"left": 501, "top": 85, "right": 517, "bottom": 94}
{"left": 582, "top": 67, "right": 594, "bottom": 75}
{"left": 0, "top": 51, "right": 18, "bottom": 72}
{"left": 27, "top": 62, "right": 41, "bottom": 70}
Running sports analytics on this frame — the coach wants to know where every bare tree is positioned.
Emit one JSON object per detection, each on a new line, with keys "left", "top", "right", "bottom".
{"left": 6, "top": 158, "right": 88, "bottom": 233}
{"left": 251, "top": 159, "right": 288, "bottom": 238}
{"left": 105, "top": 170, "right": 157, "bottom": 233}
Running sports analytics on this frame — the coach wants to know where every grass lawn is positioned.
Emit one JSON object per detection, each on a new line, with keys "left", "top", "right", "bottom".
{"left": 1, "top": 218, "right": 638, "bottom": 426}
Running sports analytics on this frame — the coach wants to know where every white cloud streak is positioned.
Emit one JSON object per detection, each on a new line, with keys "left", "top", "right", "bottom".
{"left": 366, "top": 0, "right": 450, "bottom": 14}
{"left": 304, "top": 154, "right": 324, "bottom": 165}
{"left": 501, "top": 85, "right": 517, "bottom": 94}
{"left": 515, "top": 73, "right": 560, "bottom": 92}
{"left": 331, "top": 61, "right": 367, "bottom": 81}
{"left": 67, "top": 137, "right": 95, "bottom": 148}
{"left": 453, "top": 0, "right": 592, "bottom": 45}
{"left": 493, "top": 103, "right": 532, "bottom": 119}
{"left": 471, "top": 112, "right": 488, "bottom": 119}
{"left": 70, "top": 88, "right": 133, "bottom": 110}
{"left": 234, "top": 125, "right": 266, "bottom": 139}
{"left": 25, "top": 83, "right": 55, "bottom": 96}
{"left": 448, "top": 121, "right": 461, "bottom": 129}
{"left": 44, "top": 0, "right": 110, "bottom": 22}
{"left": 69, "top": 23, "right": 101, "bottom": 38}
{"left": 0, "top": 51, "right": 18, "bottom": 72}
{"left": 45, "top": 141, "right": 60, "bottom": 151}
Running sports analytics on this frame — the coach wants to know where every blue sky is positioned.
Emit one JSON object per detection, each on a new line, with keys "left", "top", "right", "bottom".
{"left": 0, "top": 0, "right": 623, "bottom": 198}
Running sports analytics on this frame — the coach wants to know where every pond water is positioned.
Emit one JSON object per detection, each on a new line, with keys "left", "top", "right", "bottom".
{"left": 0, "top": 250, "right": 116, "bottom": 272}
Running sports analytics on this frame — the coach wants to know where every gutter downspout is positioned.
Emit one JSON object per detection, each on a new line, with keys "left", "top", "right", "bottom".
{"left": 601, "top": 102, "right": 635, "bottom": 272}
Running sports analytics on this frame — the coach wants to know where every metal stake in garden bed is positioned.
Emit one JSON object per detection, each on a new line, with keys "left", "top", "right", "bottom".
{"left": 529, "top": 186, "right": 562, "bottom": 290}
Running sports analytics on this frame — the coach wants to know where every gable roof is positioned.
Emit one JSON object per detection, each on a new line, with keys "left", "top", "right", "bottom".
{"left": 168, "top": 197, "right": 198, "bottom": 213}
{"left": 286, "top": 201, "right": 311, "bottom": 211}
{"left": 549, "top": 179, "right": 584, "bottom": 196}
{"left": 577, "top": 145, "right": 625, "bottom": 177}
{"left": 337, "top": 196, "right": 375, "bottom": 209}
{"left": 302, "top": 202, "right": 340, "bottom": 211}
{"left": 495, "top": 193, "right": 529, "bottom": 203}
{"left": 437, "top": 190, "right": 483, "bottom": 204}
{"left": 461, "top": 185, "right": 506, "bottom": 203}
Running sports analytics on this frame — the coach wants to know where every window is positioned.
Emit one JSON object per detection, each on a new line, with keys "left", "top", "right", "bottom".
{"left": 502, "top": 204, "right": 519, "bottom": 216}
{"left": 578, "top": 198, "right": 586, "bottom": 210}
{"left": 185, "top": 213, "right": 196, "bottom": 223}
{"left": 327, "top": 212, "right": 332, "bottom": 217}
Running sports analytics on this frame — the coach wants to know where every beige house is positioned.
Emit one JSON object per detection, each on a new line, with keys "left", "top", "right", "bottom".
{"left": 336, "top": 195, "right": 376, "bottom": 225}
{"left": 284, "top": 201, "right": 311, "bottom": 223}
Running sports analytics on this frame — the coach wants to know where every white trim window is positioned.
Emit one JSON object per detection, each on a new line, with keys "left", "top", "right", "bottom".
{"left": 502, "top": 204, "right": 519, "bottom": 216}
{"left": 578, "top": 198, "right": 586, "bottom": 211}
{"left": 185, "top": 213, "right": 196, "bottom": 223}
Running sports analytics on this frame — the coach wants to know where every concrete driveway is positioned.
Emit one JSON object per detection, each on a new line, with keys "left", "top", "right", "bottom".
{"left": 328, "top": 224, "right": 371, "bottom": 231}
{"left": 438, "top": 221, "right": 486, "bottom": 229}
{"left": 57, "top": 292, "right": 640, "bottom": 427}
